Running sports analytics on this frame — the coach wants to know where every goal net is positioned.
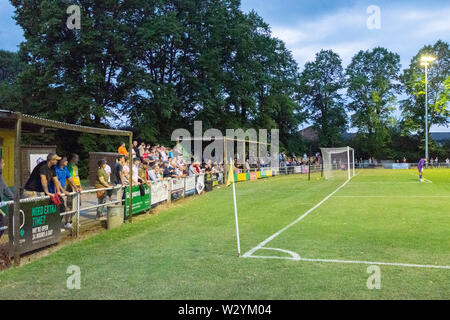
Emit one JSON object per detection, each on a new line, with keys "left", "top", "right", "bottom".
{"left": 320, "top": 147, "right": 355, "bottom": 180}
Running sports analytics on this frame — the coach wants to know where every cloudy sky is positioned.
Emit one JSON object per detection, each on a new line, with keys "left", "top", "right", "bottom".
{"left": 1, "top": 0, "right": 449, "bottom": 131}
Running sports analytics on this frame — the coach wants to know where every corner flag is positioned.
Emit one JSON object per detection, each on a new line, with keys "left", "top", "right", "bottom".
{"left": 227, "top": 159, "right": 240, "bottom": 257}
{"left": 226, "top": 161, "right": 234, "bottom": 187}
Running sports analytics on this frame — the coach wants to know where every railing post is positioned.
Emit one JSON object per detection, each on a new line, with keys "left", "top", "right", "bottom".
{"left": 13, "top": 113, "right": 22, "bottom": 267}
{"left": 73, "top": 192, "right": 80, "bottom": 238}
{"left": 167, "top": 178, "right": 172, "bottom": 204}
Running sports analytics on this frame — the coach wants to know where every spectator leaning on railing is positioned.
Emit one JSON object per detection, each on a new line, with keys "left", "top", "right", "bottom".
{"left": 113, "top": 155, "right": 127, "bottom": 201}
{"left": 67, "top": 153, "right": 82, "bottom": 210}
{"left": 24, "top": 153, "right": 63, "bottom": 198}
{"left": 55, "top": 157, "right": 79, "bottom": 229}
{"left": 95, "top": 159, "right": 113, "bottom": 220}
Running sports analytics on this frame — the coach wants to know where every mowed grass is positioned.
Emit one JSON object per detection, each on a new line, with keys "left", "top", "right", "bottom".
{"left": 0, "top": 169, "right": 449, "bottom": 299}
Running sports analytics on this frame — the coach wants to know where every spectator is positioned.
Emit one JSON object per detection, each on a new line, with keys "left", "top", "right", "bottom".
{"left": 55, "top": 157, "right": 79, "bottom": 229}
{"left": 104, "top": 161, "right": 113, "bottom": 202}
{"left": 446, "top": 158, "right": 449, "bottom": 168}
{"left": 403, "top": 157, "right": 407, "bottom": 163}
{"left": 118, "top": 142, "right": 129, "bottom": 156}
{"left": 163, "top": 161, "right": 174, "bottom": 178}
{"left": 113, "top": 155, "right": 126, "bottom": 201}
{"left": 139, "top": 160, "right": 151, "bottom": 186}
{"left": 132, "top": 157, "right": 142, "bottom": 185}
{"left": 132, "top": 140, "right": 139, "bottom": 158}
{"left": 66, "top": 154, "right": 83, "bottom": 213}
{"left": 435, "top": 157, "right": 439, "bottom": 168}
{"left": 24, "top": 153, "right": 62, "bottom": 198}
{"left": 123, "top": 157, "right": 130, "bottom": 185}
{"left": 95, "top": 159, "right": 112, "bottom": 220}
{"left": 0, "top": 156, "right": 14, "bottom": 239}
{"left": 67, "top": 154, "right": 82, "bottom": 193}
{"left": 138, "top": 142, "right": 146, "bottom": 158}
{"left": 148, "top": 165, "right": 159, "bottom": 182}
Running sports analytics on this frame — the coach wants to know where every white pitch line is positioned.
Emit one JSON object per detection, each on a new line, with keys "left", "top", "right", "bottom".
{"left": 245, "top": 254, "right": 450, "bottom": 270}
{"left": 333, "top": 195, "right": 450, "bottom": 198}
{"left": 242, "top": 173, "right": 360, "bottom": 258}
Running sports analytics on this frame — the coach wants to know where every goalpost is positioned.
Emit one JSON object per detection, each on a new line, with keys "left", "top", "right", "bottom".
{"left": 321, "top": 146, "right": 355, "bottom": 180}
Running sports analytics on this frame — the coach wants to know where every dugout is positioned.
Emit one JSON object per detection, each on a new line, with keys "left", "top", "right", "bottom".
{"left": 0, "top": 110, "right": 134, "bottom": 266}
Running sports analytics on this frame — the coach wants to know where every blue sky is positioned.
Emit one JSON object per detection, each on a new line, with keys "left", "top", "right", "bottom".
{"left": 1, "top": 0, "right": 449, "bottom": 131}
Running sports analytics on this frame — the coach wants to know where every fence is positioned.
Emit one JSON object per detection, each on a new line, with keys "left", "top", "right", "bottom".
{"left": 0, "top": 165, "right": 318, "bottom": 268}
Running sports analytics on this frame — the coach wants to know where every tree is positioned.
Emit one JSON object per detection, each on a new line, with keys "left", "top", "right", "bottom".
{"left": 10, "top": 0, "right": 138, "bottom": 125}
{"left": 346, "top": 47, "right": 401, "bottom": 159}
{"left": 298, "top": 49, "right": 347, "bottom": 147}
{"left": 400, "top": 40, "right": 450, "bottom": 142}
{"left": 0, "top": 50, "right": 24, "bottom": 109}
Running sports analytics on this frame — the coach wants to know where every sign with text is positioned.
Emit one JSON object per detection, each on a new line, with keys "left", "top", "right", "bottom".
{"left": 8, "top": 199, "right": 61, "bottom": 256}
{"left": 151, "top": 180, "right": 169, "bottom": 205}
{"left": 185, "top": 176, "right": 196, "bottom": 196}
{"left": 125, "top": 184, "right": 151, "bottom": 217}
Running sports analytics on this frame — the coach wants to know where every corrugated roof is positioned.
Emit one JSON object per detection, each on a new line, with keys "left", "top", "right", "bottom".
{"left": 0, "top": 110, "right": 131, "bottom": 137}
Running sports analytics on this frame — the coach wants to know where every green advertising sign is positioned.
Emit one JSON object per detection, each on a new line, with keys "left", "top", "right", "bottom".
{"left": 125, "top": 185, "right": 151, "bottom": 217}
{"left": 6, "top": 199, "right": 61, "bottom": 256}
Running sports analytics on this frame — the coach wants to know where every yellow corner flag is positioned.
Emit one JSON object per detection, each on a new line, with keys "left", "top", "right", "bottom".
{"left": 226, "top": 160, "right": 234, "bottom": 187}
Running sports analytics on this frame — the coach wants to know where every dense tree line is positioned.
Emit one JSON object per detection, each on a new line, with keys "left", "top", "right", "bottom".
{"left": 1, "top": 0, "right": 449, "bottom": 176}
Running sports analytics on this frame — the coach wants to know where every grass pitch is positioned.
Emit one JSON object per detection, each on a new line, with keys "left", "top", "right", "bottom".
{"left": 0, "top": 168, "right": 449, "bottom": 299}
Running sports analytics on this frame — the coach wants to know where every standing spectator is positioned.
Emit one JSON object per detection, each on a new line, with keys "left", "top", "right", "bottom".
{"left": 55, "top": 157, "right": 79, "bottom": 229}
{"left": 403, "top": 157, "right": 407, "bottom": 163}
{"left": 67, "top": 153, "right": 82, "bottom": 216}
{"left": 138, "top": 142, "right": 146, "bottom": 158}
{"left": 95, "top": 159, "right": 112, "bottom": 220}
{"left": 435, "top": 157, "right": 439, "bottom": 168}
{"left": 132, "top": 141, "right": 139, "bottom": 158}
{"left": 148, "top": 165, "right": 159, "bottom": 182}
{"left": 24, "top": 153, "right": 62, "bottom": 198}
{"left": 104, "top": 161, "right": 113, "bottom": 202}
{"left": 113, "top": 155, "right": 126, "bottom": 202}
{"left": 0, "top": 156, "right": 14, "bottom": 239}
{"left": 123, "top": 157, "right": 130, "bottom": 185}
{"left": 132, "top": 157, "right": 142, "bottom": 185}
{"left": 118, "top": 142, "right": 129, "bottom": 156}
{"left": 429, "top": 157, "right": 434, "bottom": 168}
{"left": 446, "top": 158, "right": 450, "bottom": 168}
{"left": 163, "top": 161, "right": 174, "bottom": 178}
{"left": 67, "top": 154, "right": 82, "bottom": 192}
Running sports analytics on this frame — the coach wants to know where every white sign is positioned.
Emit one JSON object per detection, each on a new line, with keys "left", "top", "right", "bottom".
{"left": 171, "top": 178, "right": 184, "bottom": 193}
{"left": 185, "top": 176, "right": 196, "bottom": 193}
{"left": 30, "top": 154, "right": 47, "bottom": 173}
{"left": 294, "top": 166, "right": 302, "bottom": 174}
{"left": 151, "top": 180, "right": 169, "bottom": 205}
{"left": 196, "top": 174, "right": 205, "bottom": 194}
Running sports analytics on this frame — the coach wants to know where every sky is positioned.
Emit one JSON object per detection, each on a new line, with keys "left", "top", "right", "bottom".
{"left": 1, "top": 0, "right": 449, "bottom": 131}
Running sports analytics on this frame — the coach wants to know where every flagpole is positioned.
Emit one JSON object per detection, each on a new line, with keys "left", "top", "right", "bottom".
{"left": 232, "top": 181, "right": 241, "bottom": 257}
